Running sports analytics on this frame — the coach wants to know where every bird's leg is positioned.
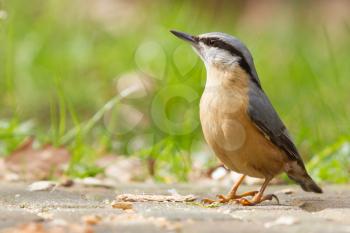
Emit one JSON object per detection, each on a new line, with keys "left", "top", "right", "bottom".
{"left": 236, "top": 177, "right": 279, "bottom": 206}
{"left": 202, "top": 175, "right": 258, "bottom": 204}
{"left": 216, "top": 175, "right": 258, "bottom": 203}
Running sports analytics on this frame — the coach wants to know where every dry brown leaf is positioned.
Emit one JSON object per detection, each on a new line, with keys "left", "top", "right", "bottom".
{"left": 111, "top": 201, "right": 133, "bottom": 210}
{"left": 116, "top": 193, "right": 197, "bottom": 202}
{"left": 4, "top": 138, "right": 70, "bottom": 180}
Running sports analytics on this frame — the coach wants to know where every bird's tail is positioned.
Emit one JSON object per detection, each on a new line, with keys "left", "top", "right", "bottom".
{"left": 285, "top": 162, "right": 323, "bottom": 193}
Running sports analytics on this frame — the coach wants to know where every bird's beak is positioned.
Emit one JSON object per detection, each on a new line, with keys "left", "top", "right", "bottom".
{"left": 170, "top": 30, "right": 197, "bottom": 44}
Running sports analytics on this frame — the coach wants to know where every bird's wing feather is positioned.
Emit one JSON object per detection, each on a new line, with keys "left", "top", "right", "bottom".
{"left": 247, "top": 81, "right": 305, "bottom": 168}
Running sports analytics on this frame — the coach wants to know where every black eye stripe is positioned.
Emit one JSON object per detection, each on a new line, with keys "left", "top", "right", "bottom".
{"left": 200, "top": 37, "right": 252, "bottom": 76}
{"left": 201, "top": 37, "right": 240, "bottom": 56}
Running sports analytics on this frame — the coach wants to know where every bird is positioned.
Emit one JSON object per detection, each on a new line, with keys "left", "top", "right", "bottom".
{"left": 170, "top": 30, "right": 322, "bottom": 206}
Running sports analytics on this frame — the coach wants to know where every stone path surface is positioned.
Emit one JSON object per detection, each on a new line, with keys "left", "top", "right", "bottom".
{"left": 0, "top": 182, "right": 349, "bottom": 233}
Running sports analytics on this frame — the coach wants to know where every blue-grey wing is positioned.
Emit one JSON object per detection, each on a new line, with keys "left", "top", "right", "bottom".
{"left": 247, "top": 81, "right": 305, "bottom": 168}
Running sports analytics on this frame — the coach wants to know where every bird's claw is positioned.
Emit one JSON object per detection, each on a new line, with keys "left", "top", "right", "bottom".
{"left": 235, "top": 194, "right": 280, "bottom": 206}
{"left": 201, "top": 194, "right": 232, "bottom": 204}
{"left": 202, "top": 191, "right": 260, "bottom": 205}
{"left": 216, "top": 194, "right": 231, "bottom": 203}
{"left": 268, "top": 194, "right": 280, "bottom": 205}
{"left": 235, "top": 197, "right": 252, "bottom": 206}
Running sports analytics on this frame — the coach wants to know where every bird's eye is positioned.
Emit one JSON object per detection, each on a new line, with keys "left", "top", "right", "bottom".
{"left": 208, "top": 39, "right": 215, "bottom": 46}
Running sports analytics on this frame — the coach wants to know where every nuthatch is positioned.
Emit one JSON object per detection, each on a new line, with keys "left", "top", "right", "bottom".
{"left": 171, "top": 30, "right": 322, "bottom": 205}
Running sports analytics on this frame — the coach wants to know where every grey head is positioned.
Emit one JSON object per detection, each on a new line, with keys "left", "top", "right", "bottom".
{"left": 170, "top": 30, "right": 261, "bottom": 87}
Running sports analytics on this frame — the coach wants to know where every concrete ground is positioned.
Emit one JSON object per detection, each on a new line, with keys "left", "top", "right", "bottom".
{"left": 0, "top": 182, "right": 349, "bottom": 233}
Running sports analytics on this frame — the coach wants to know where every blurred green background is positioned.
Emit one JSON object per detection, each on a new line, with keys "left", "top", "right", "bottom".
{"left": 1, "top": 0, "right": 350, "bottom": 182}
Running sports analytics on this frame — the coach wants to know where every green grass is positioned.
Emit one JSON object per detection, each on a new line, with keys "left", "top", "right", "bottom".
{"left": 1, "top": 1, "right": 350, "bottom": 182}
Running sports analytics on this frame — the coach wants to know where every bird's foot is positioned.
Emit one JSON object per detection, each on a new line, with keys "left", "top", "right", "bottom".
{"left": 217, "top": 191, "right": 259, "bottom": 203}
{"left": 236, "top": 194, "right": 279, "bottom": 206}
{"left": 202, "top": 191, "right": 258, "bottom": 204}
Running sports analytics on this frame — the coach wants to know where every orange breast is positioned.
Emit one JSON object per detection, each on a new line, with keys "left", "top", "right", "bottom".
{"left": 200, "top": 66, "right": 286, "bottom": 178}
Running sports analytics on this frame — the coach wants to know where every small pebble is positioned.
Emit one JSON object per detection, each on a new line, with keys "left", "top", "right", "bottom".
{"left": 28, "top": 181, "right": 56, "bottom": 192}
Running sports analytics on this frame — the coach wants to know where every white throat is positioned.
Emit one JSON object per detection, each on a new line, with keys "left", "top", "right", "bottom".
{"left": 204, "top": 63, "right": 240, "bottom": 90}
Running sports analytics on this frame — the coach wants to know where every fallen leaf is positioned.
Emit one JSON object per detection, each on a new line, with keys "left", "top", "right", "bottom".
{"left": 111, "top": 201, "right": 133, "bottom": 210}
{"left": 5, "top": 138, "right": 70, "bottom": 180}
{"left": 116, "top": 193, "right": 197, "bottom": 202}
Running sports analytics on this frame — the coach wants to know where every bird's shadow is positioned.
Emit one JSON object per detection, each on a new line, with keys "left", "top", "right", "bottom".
{"left": 287, "top": 194, "right": 350, "bottom": 212}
